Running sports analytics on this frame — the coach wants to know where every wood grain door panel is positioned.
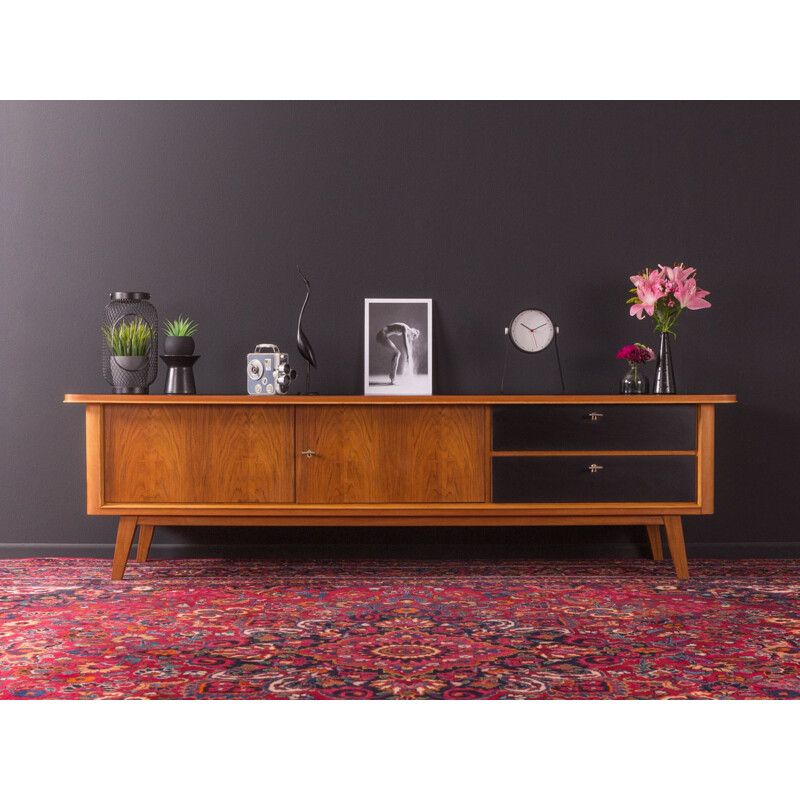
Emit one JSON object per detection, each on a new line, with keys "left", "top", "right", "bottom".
{"left": 296, "top": 406, "right": 485, "bottom": 503}
{"left": 104, "top": 405, "right": 295, "bottom": 503}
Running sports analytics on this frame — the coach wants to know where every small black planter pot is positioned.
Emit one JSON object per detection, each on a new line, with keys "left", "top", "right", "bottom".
{"left": 164, "top": 336, "right": 195, "bottom": 356}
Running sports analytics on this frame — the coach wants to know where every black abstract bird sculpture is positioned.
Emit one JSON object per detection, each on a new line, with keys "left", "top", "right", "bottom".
{"left": 296, "top": 266, "right": 317, "bottom": 394}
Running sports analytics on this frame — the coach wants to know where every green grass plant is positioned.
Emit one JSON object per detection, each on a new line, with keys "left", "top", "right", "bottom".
{"left": 102, "top": 318, "right": 152, "bottom": 357}
{"left": 163, "top": 316, "right": 198, "bottom": 337}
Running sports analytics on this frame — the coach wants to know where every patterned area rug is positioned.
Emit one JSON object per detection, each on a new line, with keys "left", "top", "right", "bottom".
{"left": 1, "top": 558, "right": 798, "bottom": 699}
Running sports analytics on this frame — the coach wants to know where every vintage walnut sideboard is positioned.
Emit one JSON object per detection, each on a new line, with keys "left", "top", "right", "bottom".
{"left": 64, "top": 394, "right": 736, "bottom": 580}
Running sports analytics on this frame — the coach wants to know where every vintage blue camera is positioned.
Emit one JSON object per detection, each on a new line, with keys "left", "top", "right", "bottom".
{"left": 246, "top": 344, "right": 297, "bottom": 395}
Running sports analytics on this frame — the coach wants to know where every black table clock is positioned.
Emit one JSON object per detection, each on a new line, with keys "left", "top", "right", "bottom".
{"left": 501, "top": 307, "right": 565, "bottom": 393}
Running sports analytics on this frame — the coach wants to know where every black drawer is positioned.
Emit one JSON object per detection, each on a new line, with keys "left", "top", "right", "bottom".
{"left": 492, "top": 405, "right": 696, "bottom": 451}
{"left": 492, "top": 455, "right": 697, "bottom": 503}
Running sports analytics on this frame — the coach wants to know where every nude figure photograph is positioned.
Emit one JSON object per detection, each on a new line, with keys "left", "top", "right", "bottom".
{"left": 364, "top": 299, "right": 432, "bottom": 395}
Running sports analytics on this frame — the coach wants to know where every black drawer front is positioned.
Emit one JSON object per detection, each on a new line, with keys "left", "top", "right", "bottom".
{"left": 492, "top": 405, "right": 696, "bottom": 451}
{"left": 492, "top": 456, "right": 697, "bottom": 503}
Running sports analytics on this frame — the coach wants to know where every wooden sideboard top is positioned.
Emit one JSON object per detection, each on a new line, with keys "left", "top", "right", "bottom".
{"left": 64, "top": 394, "right": 737, "bottom": 405}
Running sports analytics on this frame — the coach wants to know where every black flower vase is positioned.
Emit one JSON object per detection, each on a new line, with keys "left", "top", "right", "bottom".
{"left": 653, "top": 332, "right": 676, "bottom": 394}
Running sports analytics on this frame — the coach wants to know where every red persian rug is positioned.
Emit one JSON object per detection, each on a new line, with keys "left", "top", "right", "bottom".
{"left": 1, "top": 558, "right": 798, "bottom": 699}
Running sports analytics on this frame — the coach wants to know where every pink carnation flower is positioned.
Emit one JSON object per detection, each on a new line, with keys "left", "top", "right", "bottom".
{"left": 616, "top": 344, "right": 655, "bottom": 364}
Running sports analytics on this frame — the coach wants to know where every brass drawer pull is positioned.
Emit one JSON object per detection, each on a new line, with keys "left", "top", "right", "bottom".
{"left": 589, "top": 463, "right": 604, "bottom": 473}
{"left": 301, "top": 450, "right": 316, "bottom": 459}
{"left": 588, "top": 412, "right": 604, "bottom": 421}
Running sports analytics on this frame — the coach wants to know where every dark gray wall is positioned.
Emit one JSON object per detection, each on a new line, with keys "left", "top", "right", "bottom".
{"left": 1, "top": 101, "right": 798, "bottom": 559}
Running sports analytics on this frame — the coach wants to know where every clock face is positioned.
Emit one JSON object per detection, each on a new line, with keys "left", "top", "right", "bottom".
{"left": 509, "top": 308, "right": 555, "bottom": 353}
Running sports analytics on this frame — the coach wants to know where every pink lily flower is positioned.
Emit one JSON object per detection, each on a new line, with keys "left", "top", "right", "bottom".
{"left": 663, "top": 262, "right": 696, "bottom": 284}
{"left": 629, "top": 269, "right": 665, "bottom": 319}
{"left": 673, "top": 277, "right": 711, "bottom": 310}
{"left": 629, "top": 268, "right": 661, "bottom": 290}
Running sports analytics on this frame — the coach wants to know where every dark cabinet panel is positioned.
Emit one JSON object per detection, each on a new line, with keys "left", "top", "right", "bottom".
{"left": 492, "top": 455, "right": 697, "bottom": 503}
{"left": 492, "top": 405, "right": 696, "bottom": 451}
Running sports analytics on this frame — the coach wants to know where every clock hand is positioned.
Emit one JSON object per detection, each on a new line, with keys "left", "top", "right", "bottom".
{"left": 520, "top": 323, "right": 534, "bottom": 331}
{"left": 532, "top": 323, "right": 550, "bottom": 331}
{"left": 531, "top": 330, "right": 538, "bottom": 347}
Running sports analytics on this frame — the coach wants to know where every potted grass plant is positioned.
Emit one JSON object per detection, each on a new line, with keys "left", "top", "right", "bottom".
{"left": 102, "top": 317, "right": 153, "bottom": 372}
{"left": 163, "top": 316, "right": 198, "bottom": 355}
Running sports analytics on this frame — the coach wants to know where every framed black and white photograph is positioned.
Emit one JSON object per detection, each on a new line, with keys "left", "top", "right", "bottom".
{"left": 364, "top": 298, "right": 432, "bottom": 395}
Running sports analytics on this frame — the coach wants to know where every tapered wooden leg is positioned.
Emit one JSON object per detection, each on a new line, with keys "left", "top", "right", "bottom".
{"left": 111, "top": 516, "right": 138, "bottom": 581}
{"left": 663, "top": 516, "right": 689, "bottom": 580}
{"left": 136, "top": 524, "right": 155, "bottom": 563}
{"left": 646, "top": 524, "right": 664, "bottom": 561}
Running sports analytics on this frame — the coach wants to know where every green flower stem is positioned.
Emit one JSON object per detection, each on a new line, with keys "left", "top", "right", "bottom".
{"left": 654, "top": 305, "right": 683, "bottom": 337}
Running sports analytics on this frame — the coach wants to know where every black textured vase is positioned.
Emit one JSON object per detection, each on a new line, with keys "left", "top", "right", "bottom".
{"left": 653, "top": 332, "right": 676, "bottom": 394}
{"left": 102, "top": 291, "right": 158, "bottom": 394}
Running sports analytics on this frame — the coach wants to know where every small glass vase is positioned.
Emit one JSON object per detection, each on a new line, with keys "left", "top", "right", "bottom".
{"left": 620, "top": 363, "right": 649, "bottom": 394}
